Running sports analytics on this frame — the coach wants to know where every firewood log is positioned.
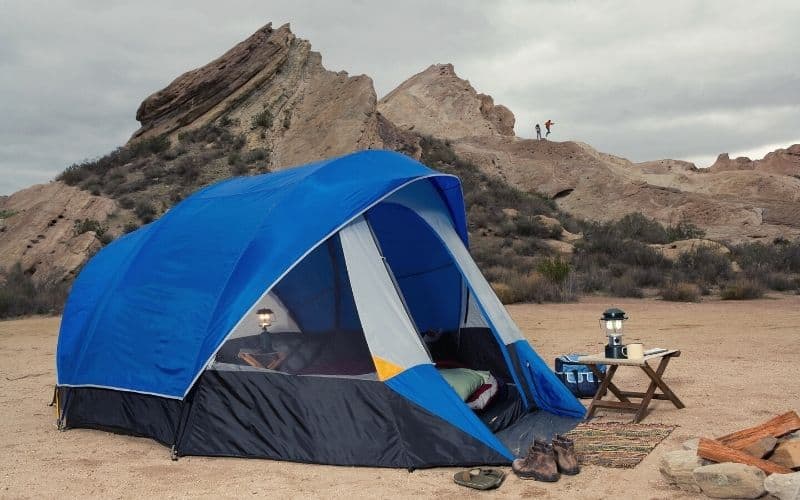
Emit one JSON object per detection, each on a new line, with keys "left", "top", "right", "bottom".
{"left": 697, "top": 438, "right": 792, "bottom": 475}
{"left": 716, "top": 411, "right": 800, "bottom": 450}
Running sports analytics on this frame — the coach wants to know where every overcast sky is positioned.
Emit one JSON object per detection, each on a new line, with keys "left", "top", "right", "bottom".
{"left": 2, "top": 1, "right": 799, "bottom": 195}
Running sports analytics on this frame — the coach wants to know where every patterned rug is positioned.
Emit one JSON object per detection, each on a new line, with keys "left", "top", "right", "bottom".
{"left": 563, "top": 422, "right": 676, "bottom": 468}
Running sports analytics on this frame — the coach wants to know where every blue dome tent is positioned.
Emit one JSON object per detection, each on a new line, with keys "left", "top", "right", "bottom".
{"left": 56, "top": 150, "right": 584, "bottom": 467}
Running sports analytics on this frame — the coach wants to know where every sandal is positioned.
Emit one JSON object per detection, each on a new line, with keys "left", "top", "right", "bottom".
{"left": 453, "top": 467, "right": 506, "bottom": 490}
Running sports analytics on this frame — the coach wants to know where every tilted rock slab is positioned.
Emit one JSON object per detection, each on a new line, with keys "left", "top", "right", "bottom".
{"left": 692, "top": 462, "right": 766, "bottom": 499}
{"left": 0, "top": 182, "right": 120, "bottom": 282}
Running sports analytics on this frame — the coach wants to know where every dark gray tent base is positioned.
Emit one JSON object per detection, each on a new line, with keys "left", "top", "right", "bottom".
{"left": 496, "top": 412, "right": 581, "bottom": 458}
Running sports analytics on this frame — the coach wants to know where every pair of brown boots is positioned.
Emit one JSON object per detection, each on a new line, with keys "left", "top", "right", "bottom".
{"left": 512, "top": 435, "right": 579, "bottom": 482}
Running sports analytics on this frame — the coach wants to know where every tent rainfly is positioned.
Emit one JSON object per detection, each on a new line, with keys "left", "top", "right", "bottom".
{"left": 56, "top": 150, "right": 585, "bottom": 468}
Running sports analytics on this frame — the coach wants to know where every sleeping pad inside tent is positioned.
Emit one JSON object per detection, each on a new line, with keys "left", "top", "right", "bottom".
{"left": 55, "top": 149, "right": 585, "bottom": 468}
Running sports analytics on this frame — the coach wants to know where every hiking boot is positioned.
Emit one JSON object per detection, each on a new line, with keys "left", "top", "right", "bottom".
{"left": 552, "top": 434, "right": 580, "bottom": 475}
{"left": 511, "top": 439, "right": 560, "bottom": 482}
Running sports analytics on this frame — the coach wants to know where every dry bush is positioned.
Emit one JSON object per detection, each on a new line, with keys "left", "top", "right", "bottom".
{"left": 660, "top": 282, "right": 701, "bottom": 302}
{"left": 0, "top": 264, "right": 70, "bottom": 318}
{"left": 720, "top": 279, "right": 764, "bottom": 300}
{"left": 608, "top": 275, "right": 643, "bottom": 298}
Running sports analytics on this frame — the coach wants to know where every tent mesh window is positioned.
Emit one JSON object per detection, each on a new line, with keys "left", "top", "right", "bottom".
{"left": 212, "top": 234, "right": 376, "bottom": 377}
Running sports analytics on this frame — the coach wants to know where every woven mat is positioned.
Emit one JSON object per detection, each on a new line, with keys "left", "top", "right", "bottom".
{"left": 563, "top": 422, "right": 676, "bottom": 468}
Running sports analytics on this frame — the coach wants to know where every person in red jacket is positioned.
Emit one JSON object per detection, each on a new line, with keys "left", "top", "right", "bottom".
{"left": 545, "top": 119, "right": 555, "bottom": 137}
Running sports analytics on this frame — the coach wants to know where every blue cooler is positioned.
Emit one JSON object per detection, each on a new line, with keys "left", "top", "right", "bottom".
{"left": 554, "top": 354, "right": 606, "bottom": 398}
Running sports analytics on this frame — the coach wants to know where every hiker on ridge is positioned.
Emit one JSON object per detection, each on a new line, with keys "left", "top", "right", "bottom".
{"left": 535, "top": 123, "right": 542, "bottom": 140}
{"left": 545, "top": 119, "right": 555, "bottom": 137}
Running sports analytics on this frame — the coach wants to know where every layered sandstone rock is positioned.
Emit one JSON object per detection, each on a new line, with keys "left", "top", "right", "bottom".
{"left": 379, "top": 64, "right": 800, "bottom": 242}
{"left": 0, "top": 183, "right": 122, "bottom": 282}
{"left": 133, "top": 23, "right": 387, "bottom": 170}
{"left": 378, "top": 64, "right": 515, "bottom": 140}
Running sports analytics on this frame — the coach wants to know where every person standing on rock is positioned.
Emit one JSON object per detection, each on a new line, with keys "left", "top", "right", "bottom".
{"left": 535, "top": 123, "right": 542, "bottom": 140}
{"left": 545, "top": 119, "right": 555, "bottom": 138}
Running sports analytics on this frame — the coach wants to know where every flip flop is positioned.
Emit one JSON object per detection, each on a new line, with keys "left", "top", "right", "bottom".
{"left": 453, "top": 467, "right": 506, "bottom": 490}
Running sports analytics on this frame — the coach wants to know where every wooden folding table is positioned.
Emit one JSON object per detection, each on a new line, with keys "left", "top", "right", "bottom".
{"left": 577, "top": 349, "right": 685, "bottom": 423}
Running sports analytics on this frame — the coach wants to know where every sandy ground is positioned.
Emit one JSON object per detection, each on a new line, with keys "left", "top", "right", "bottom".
{"left": 1, "top": 295, "right": 799, "bottom": 499}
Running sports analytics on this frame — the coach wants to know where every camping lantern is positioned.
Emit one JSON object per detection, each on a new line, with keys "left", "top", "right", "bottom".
{"left": 256, "top": 308, "right": 275, "bottom": 351}
{"left": 600, "top": 307, "right": 628, "bottom": 358}
{"left": 256, "top": 308, "right": 274, "bottom": 330}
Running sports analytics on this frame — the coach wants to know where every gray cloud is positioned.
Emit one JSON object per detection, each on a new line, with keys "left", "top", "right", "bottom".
{"left": 1, "top": 0, "right": 798, "bottom": 194}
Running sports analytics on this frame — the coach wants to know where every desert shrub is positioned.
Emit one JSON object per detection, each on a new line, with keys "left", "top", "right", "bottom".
{"left": 174, "top": 157, "right": 200, "bottom": 183}
{"left": 576, "top": 236, "right": 667, "bottom": 268}
{"left": 57, "top": 163, "right": 92, "bottom": 185}
{"left": 660, "top": 282, "right": 701, "bottom": 302}
{"left": 760, "top": 272, "right": 798, "bottom": 292}
{"left": 732, "top": 241, "right": 800, "bottom": 275}
{"left": 245, "top": 148, "right": 269, "bottom": 163}
{"left": 613, "top": 213, "right": 671, "bottom": 243}
{"left": 118, "top": 197, "right": 136, "bottom": 210}
{"left": 227, "top": 152, "right": 242, "bottom": 166}
{"left": 230, "top": 162, "right": 249, "bottom": 176}
{"left": 666, "top": 221, "right": 705, "bottom": 241}
{"left": 630, "top": 265, "right": 665, "bottom": 288}
{"left": 720, "top": 279, "right": 764, "bottom": 300}
{"left": 608, "top": 275, "right": 643, "bottom": 298}
{"left": 537, "top": 257, "right": 571, "bottom": 284}
{"left": 143, "top": 164, "right": 165, "bottom": 179}
{"left": 134, "top": 201, "right": 157, "bottom": 223}
{"left": 123, "top": 222, "right": 139, "bottom": 234}
{"left": 251, "top": 109, "right": 273, "bottom": 129}
{"left": 0, "top": 209, "right": 16, "bottom": 218}
{"left": 73, "top": 219, "right": 106, "bottom": 238}
{"left": 0, "top": 264, "right": 70, "bottom": 318}
{"left": 516, "top": 216, "right": 562, "bottom": 239}
{"left": 491, "top": 282, "right": 515, "bottom": 304}
{"left": 129, "top": 135, "right": 170, "bottom": 156}
{"left": 675, "top": 246, "right": 733, "bottom": 284}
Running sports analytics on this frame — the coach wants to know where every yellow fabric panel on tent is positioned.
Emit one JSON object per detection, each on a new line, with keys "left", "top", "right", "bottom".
{"left": 372, "top": 356, "right": 404, "bottom": 381}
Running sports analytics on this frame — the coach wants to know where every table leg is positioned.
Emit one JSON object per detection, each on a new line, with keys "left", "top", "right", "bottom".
{"left": 587, "top": 364, "right": 631, "bottom": 403}
{"left": 586, "top": 365, "right": 618, "bottom": 420}
{"left": 641, "top": 356, "right": 685, "bottom": 409}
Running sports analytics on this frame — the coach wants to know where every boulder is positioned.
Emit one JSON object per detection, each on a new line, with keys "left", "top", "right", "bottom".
{"left": 659, "top": 450, "right": 704, "bottom": 492}
{"left": 764, "top": 472, "right": 800, "bottom": 500}
{"left": 772, "top": 441, "right": 800, "bottom": 469}
{"left": 742, "top": 436, "right": 778, "bottom": 458}
{"left": 692, "top": 463, "right": 766, "bottom": 499}
{"left": 682, "top": 438, "right": 700, "bottom": 451}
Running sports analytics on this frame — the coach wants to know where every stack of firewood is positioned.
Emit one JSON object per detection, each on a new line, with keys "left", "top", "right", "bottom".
{"left": 698, "top": 411, "right": 800, "bottom": 473}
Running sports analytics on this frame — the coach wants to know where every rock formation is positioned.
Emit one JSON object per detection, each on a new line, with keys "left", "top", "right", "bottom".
{"left": 133, "top": 22, "right": 388, "bottom": 170}
{"left": 4, "top": 21, "right": 800, "bottom": 288}
{"left": 709, "top": 144, "right": 800, "bottom": 177}
{"left": 379, "top": 64, "right": 515, "bottom": 140}
{"left": 0, "top": 183, "right": 123, "bottom": 281}
{"left": 379, "top": 64, "right": 800, "bottom": 242}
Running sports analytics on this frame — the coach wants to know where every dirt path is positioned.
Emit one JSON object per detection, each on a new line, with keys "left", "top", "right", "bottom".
{"left": 2, "top": 296, "right": 799, "bottom": 499}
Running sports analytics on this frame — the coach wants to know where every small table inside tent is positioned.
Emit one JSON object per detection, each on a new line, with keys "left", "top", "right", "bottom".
{"left": 577, "top": 349, "right": 685, "bottom": 423}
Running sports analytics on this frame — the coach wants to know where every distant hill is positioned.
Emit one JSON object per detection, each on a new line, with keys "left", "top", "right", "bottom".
{"left": 1, "top": 22, "right": 798, "bottom": 316}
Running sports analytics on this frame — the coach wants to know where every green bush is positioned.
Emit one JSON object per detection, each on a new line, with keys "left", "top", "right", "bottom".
{"left": 73, "top": 219, "right": 106, "bottom": 238}
{"left": 251, "top": 109, "right": 273, "bottom": 129}
{"left": 676, "top": 246, "right": 733, "bottom": 284}
{"left": 537, "top": 257, "right": 571, "bottom": 284}
{"left": 721, "top": 279, "right": 764, "bottom": 300}
{"left": 129, "top": 135, "right": 170, "bottom": 156}
{"left": 134, "top": 202, "right": 157, "bottom": 223}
